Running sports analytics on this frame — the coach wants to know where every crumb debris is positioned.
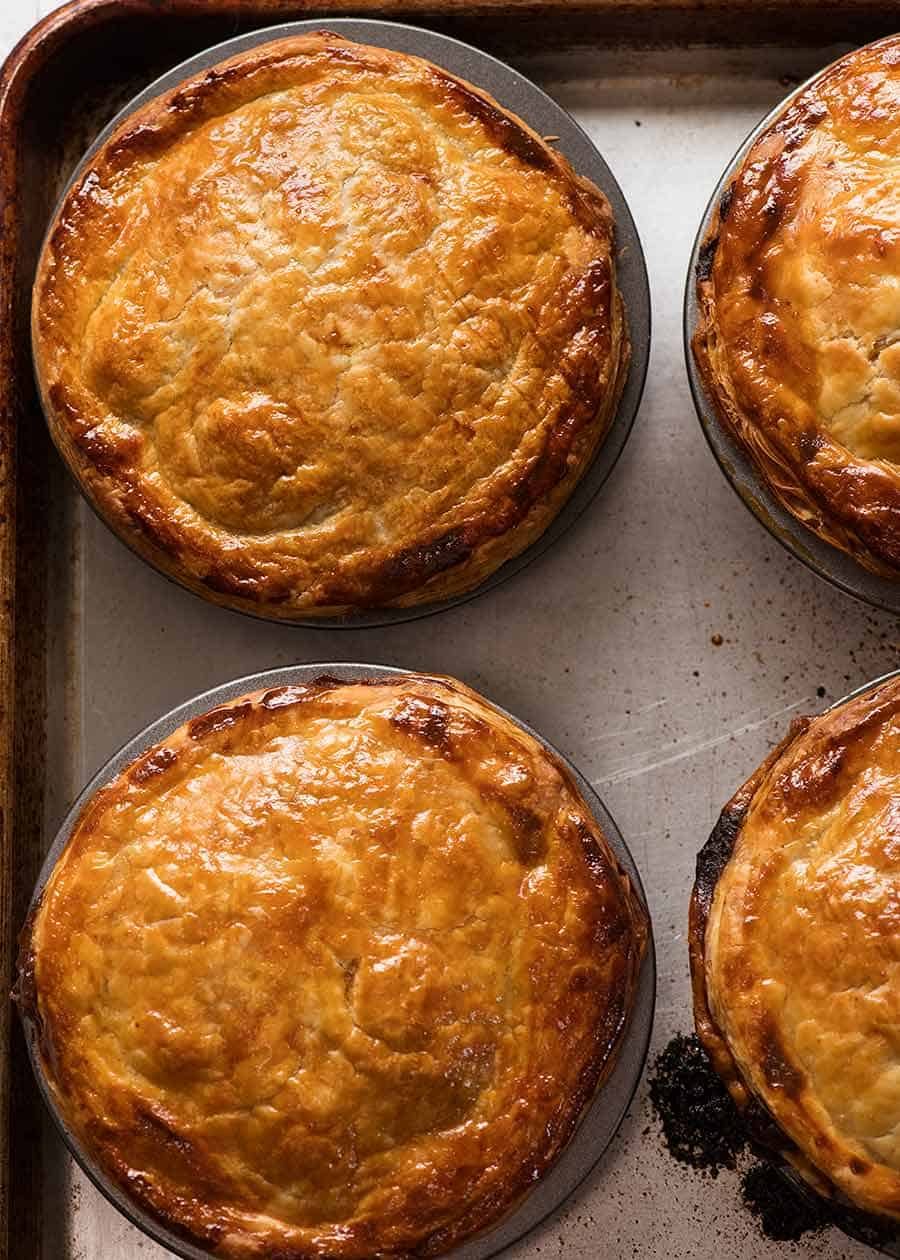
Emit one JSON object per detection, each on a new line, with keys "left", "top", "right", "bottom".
{"left": 648, "top": 1033, "right": 848, "bottom": 1243}
{"left": 648, "top": 1034, "right": 745, "bottom": 1174}
{"left": 740, "top": 1163, "right": 825, "bottom": 1242}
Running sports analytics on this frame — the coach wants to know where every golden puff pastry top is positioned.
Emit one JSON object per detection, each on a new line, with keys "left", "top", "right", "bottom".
{"left": 32, "top": 33, "right": 627, "bottom": 617}
{"left": 693, "top": 36, "right": 900, "bottom": 575}
{"left": 21, "top": 674, "right": 647, "bottom": 1258}
{"left": 692, "top": 675, "right": 900, "bottom": 1220}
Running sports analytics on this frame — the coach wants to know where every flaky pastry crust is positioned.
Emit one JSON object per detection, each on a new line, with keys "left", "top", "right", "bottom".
{"left": 693, "top": 36, "right": 900, "bottom": 577}
{"left": 19, "top": 673, "right": 647, "bottom": 1257}
{"left": 32, "top": 32, "right": 628, "bottom": 618}
{"left": 690, "top": 674, "right": 900, "bottom": 1220}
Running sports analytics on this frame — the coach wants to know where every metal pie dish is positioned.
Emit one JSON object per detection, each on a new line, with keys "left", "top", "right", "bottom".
{"left": 691, "top": 666, "right": 900, "bottom": 1256}
{"left": 683, "top": 48, "right": 900, "bottom": 616}
{"left": 18, "top": 662, "right": 656, "bottom": 1260}
{"left": 33, "top": 18, "right": 650, "bottom": 630}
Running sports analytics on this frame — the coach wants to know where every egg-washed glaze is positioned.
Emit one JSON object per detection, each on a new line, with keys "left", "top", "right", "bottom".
{"left": 20, "top": 674, "right": 647, "bottom": 1257}
{"left": 693, "top": 36, "right": 900, "bottom": 576}
{"left": 690, "top": 675, "right": 900, "bottom": 1220}
{"left": 32, "top": 33, "right": 628, "bottom": 618}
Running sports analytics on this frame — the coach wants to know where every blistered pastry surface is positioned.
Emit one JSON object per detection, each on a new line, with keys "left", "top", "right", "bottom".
{"left": 26, "top": 675, "right": 647, "bottom": 1257}
{"left": 33, "top": 33, "right": 626, "bottom": 614}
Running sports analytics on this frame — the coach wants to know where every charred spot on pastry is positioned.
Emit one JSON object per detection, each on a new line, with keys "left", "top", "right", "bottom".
{"left": 380, "top": 530, "right": 474, "bottom": 594}
{"left": 260, "top": 678, "right": 344, "bottom": 710}
{"left": 260, "top": 686, "right": 307, "bottom": 710}
{"left": 569, "top": 815, "right": 614, "bottom": 878}
{"left": 796, "top": 430, "right": 824, "bottom": 462}
{"left": 389, "top": 696, "right": 453, "bottom": 755}
{"left": 427, "top": 69, "right": 556, "bottom": 174}
{"left": 693, "top": 802, "right": 747, "bottom": 917}
{"left": 199, "top": 566, "right": 266, "bottom": 600}
{"left": 696, "top": 236, "right": 719, "bottom": 282}
{"left": 770, "top": 740, "right": 846, "bottom": 811}
{"left": 106, "top": 121, "right": 170, "bottom": 164}
{"left": 187, "top": 701, "right": 252, "bottom": 741}
{"left": 568, "top": 963, "right": 602, "bottom": 994}
{"left": 129, "top": 747, "right": 178, "bottom": 785}
{"left": 504, "top": 802, "right": 547, "bottom": 865}
{"left": 718, "top": 182, "right": 735, "bottom": 222}
{"left": 781, "top": 120, "right": 814, "bottom": 152}
{"left": 136, "top": 1106, "right": 197, "bottom": 1159}
{"left": 46, "top": 382, "right": 83, "bottom": 428}
{"left": 748, "top": 275, "right": 768, "bottom": 302}
{"left": 341, "top": 957, "right": 360, "bottom": 1001}
{"left": 123, "top": 502, "right": 184, "bottom": 556}
{"left": 759, "top": 1018, "right": 804, "bottom": 1097}
{"left": 485, "top": 793, "right": 547, "bottom": 865}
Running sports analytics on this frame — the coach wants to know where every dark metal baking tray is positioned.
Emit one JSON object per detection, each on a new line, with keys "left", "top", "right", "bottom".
{"left": 35, "top": 18, "right": 651, "bottom": 629}
{"left": 683, "top": 50, "right": 900, "bottom": 616}
{"left": 18, "top": 662, "right": 656, "bottom": 1260}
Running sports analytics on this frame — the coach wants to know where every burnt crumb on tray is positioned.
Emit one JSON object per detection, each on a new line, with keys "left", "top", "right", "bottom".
{"left": 740, "top": 1164, "right": 825, "bottom": 1242}
{"left": 648, "top": 1033, "right": 834, "bottom": 1244}
{"left": 648, "top": 1033, "right": 745, "bottom": 1174}
{"left": 740, "top": 1165, "right": 899, "bottom": 1251}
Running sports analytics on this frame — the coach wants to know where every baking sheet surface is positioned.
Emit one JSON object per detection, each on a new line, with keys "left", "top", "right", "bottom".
{"left": 3, "top": 8, "right": 893, "bottom": 1256}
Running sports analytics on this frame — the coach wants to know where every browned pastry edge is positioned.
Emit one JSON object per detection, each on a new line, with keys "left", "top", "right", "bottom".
{"left": 16, "top": 673, "right": 649, "bottom": 1258}
{"left": 33, "top": 32, "right": 629, "bottom": 619}
{"left": 692, "top": 34, "right": 900, "bottom": 580}
{"left": 688, "top": 719, "right": 821, "bottom": 1169}
{"left": 689, "top": 675, "right": 900, "bottom": 1218}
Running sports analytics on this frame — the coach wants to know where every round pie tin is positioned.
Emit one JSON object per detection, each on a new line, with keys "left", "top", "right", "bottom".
{"left": 19, "top": 662, "right": 656, "bottom": 1260}
{"left": 683, "top": 45, "right": 900, "bottom": 616}
{"left": 35, "top": 19, "right": 651, "bottom": 630}
{"left": 708, "top": 667, "right": 900, "bottom": 1255}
